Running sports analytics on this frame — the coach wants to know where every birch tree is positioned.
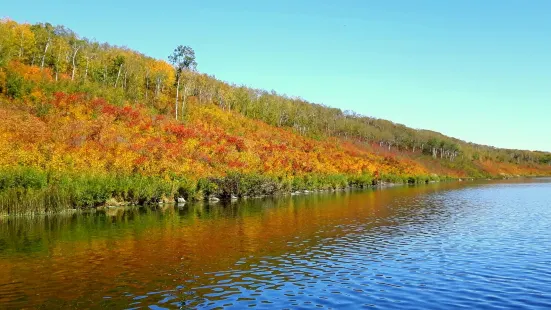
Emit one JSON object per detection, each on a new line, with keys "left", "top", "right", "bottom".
{"left": 169, "top": 45, "right": 196, "bottom": 120}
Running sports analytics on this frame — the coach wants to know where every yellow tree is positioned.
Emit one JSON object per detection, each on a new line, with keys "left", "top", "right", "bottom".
{"left": 50, "top": 30, "right": 71, "bottom": 80}
{"left": 149, "top": 60, "right": 175, "bottom": 111}
{"left": 11, "top": 23, "right": 35, "bottom": 63}
{"left": 0, "top": 19, "right": 19, "bottom": 65}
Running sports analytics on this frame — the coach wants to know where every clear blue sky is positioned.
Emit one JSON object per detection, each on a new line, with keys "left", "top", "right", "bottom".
{"left": 4, "top": 0, "right": 551, "bottom": 151}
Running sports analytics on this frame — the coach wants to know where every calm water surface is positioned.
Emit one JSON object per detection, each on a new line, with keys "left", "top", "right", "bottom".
{"left": 1, "top": 179, "right": 551, "bottom": 309}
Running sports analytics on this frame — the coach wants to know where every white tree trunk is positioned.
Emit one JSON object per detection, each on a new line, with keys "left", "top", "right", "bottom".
{"left": 175, "top": 74, "right": 181, "bottom": 120}
{"left": 114, "top": 63, "right": 123, "bottom": 87}
{"left": 71, "top": 46, "right": 80, "bottom": 81}
{"left": 19, "top": 30, "right": 24, "bottom": 58}
{"left": 145, "top": 70, "right": 149, "bottom": 101}
{"left": 40, "top": 40, "right": 50, "bottom": 69}
{"left": 84, "top": 56, "right": 89, "bottom": 81}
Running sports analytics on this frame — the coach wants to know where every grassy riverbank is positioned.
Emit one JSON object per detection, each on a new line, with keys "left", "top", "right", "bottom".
{"left": 0, "top": 167, "right": 449, "bottom": 215}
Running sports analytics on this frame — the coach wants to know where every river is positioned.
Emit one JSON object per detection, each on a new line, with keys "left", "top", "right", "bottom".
{"left": 1, "top": 179, "right": 550, "bottom": 309}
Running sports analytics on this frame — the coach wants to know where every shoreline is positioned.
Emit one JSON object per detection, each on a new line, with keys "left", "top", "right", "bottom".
{"left": 0, "top": 169, "right": 443, "bottom": 216}
{"left": 0, "top": 178, "right": 427, "bottom": 218}
{"left": 2, "top": 175, "right": 547, "bottom": 218}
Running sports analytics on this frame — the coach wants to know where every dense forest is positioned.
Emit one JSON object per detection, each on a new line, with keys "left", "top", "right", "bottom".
{"left": 1, "top": 19, "right": 550, "bottom": 215}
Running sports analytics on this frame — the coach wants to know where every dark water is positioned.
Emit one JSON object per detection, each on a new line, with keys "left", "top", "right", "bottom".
{"left": 1, "top": 179, "right": 551, "bottom": 309}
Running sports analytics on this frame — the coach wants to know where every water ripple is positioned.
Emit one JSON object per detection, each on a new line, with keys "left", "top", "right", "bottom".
{"left": 139, "top": 181, "right": 551, "bottom": 309}
{"left": 1, "top": 180, "right": 551, "bottom": 309}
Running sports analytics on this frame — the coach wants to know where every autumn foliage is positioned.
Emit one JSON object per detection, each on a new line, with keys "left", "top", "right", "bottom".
{"left": 0, "top": 75, "right": 428, "bottom": 181}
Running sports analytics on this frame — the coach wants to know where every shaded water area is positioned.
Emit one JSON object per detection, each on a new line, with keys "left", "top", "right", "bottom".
{"left": 1, "top": 179, "right": 551, "bottom": 309}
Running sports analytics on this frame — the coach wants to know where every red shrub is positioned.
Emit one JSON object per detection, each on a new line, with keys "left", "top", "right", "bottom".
{"left": 166, "top": 124, "right": 196, "bottom": 139}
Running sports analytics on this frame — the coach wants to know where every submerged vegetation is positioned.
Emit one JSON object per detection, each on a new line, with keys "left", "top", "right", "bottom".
{"left": 0, "top": 19, "right": 550, "bottom": 215}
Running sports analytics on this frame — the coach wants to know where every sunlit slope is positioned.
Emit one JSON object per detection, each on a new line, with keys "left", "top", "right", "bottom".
{"left": 0, "top": 82, "right": 426, "bottom": 181}
{"left": 0, "top": 61, "right": 549, "bottom": 185}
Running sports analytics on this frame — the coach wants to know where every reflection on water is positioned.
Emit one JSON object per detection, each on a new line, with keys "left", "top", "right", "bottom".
{"left": 1, "top": 179, "right": 551, "bottom": 309}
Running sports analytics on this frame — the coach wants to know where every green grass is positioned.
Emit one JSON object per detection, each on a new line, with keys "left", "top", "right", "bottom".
{"left": 0, "top": 167, "right": 447, "bottom": 216}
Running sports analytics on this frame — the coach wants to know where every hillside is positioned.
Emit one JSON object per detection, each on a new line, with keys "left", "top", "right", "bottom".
{"left": 1, "top": 19, "right": 550, "bottom": 215}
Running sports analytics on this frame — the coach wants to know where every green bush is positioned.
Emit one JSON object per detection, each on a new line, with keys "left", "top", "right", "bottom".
{"left": 0, "top": 167, "right": 48, "bottom": 190}
{"left": 0, "top": 169, "right": 198, "bottom": 215}
{"left": 5, "top": 72, "right": 31, "bottom": 99}
{"left": 349, "top": 174, "right": 374, "bottom": 188}
{"left": 205, "top": 173, "right": 281, "bottom": 198}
